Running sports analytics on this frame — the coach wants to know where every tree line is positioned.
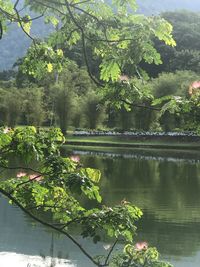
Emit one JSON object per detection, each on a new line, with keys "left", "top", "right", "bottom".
{"left": 0, "top": 10, "right": 200, "bottom": 133}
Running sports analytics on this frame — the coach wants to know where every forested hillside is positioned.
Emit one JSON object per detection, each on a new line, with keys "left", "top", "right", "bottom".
{"left": 0, "top": 19, "right": 52, "bottom": 71}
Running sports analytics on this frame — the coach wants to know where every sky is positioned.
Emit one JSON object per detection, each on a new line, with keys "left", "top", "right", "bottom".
{"left": 137, "top": 0, "right": 200, "bottom": 14}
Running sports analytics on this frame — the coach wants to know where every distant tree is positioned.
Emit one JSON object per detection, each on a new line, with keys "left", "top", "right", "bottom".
{"left": 0, "top": 87, "right": 22, "bottom": 127}
{"left": 163, "top": 11, "right": 200, "bottom": 51}
{"left": 0, "top": 70, "right": 16, "bottom": 81}
{"left": 47, "top": 63, "right": 96, "bottom": 133}
{"left": 169, "top": 50, "right": 200, "bottom": 73}
{"left": 83, "top": 90, "right": 106, "bottom": 129}
{"left": 72, "top": 96, "right": 84, "bottom": 129}
{"left": 51, "top": 83, "right": 76, "bottom": 134}
{"left": 22, "top": 87, "right": 46, "bottom": 126}
{"left": 141, "top": 11, "right": 200, "bottom": 76}
{"left": 151, "top": 71, "right": 200, "bottom": 98}
{"left": 151, "top": 71, "right": 200, "bottom": 131}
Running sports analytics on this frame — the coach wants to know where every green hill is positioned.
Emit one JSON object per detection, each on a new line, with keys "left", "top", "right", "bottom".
{"left": 0, "top": 19, "right": 52, "bottom": 71}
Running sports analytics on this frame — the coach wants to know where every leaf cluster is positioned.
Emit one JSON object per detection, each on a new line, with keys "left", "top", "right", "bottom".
{"left": 0, "top": 126, "right": 173, "bottom": 266}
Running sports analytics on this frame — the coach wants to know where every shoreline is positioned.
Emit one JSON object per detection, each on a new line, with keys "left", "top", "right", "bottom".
{"left": 66, "top": 135, "right": 200, "bottom": 150}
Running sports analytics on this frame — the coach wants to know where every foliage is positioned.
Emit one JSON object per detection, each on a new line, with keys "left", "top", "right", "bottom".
{"left": 102, "top": 77, "right": 153, "bottom": 110}
{"left": 0, "top": 0, "right": 175, "bottom": 85}
{"left": 22, "top": 87, "right": 46, "bottom": 126}
{"left": 142, "top": 11, "right": 200, "bottom": 77}
{"left": 0, "top": 1, "right": 190, "bottom": 265}
{"left": 50, "top": 82, "right": 76, "bottom": 134}
{"left": 152, "top": 93, "right": 200, "bottom": 133}
{"left": 20, "top": 43, "right": 66, "bottom": 80}
{"left": 150, "top": 71, "right": 200, "bottom": 132}
{"left": 0, "top": 127, "right": 172, "bottom": 266}
{"left": 83, "top": 90, "right": 106, "bottom": 129}
{"left": 111, "top": 244, "right": 173, "bottom": 267}
{"left": 151, "top": 70, "right": 200, "bottom": 98}
{"left": 2, "top": 1, "right": 200, "bottom": 71}
{"left": 0, "top": 85, "right": 46, "bottom": 128}
{"left": 0, "top": 87, "right": 22, "bottom": 127}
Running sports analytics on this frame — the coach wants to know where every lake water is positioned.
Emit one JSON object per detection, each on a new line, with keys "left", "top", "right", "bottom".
{"left": 1, "top": 146, "right": 200, "bottom": 267}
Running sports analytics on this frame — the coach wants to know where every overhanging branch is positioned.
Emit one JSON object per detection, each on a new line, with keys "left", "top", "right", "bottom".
{"left": 0, "top": 21, "right": 3, "bottom": 39}
{"left": 121, "top": 99, "right": 161, "bottom": 111}
{"left": 13, "top": 2, "right": 36, "bottom": 46}
{"left": 65, "top": 0, "right": 103, "bottom": 87}
{"left": 0, "top": 187, "right": 103, "bottom": 266}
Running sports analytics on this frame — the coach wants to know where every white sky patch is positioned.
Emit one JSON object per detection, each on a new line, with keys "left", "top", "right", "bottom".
{"left": 0, "top": 252, "right": 76, "bottom": 267}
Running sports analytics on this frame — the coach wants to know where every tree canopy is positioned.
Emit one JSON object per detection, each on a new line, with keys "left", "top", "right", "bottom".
{"left": 0, "top": 1, "right": 185, "bottom": 266}
{"left": 0, "top": 0, "right": 175, "bottom": 84}
{"left": 0, "top": 126, "right": 173, "bottom": 267}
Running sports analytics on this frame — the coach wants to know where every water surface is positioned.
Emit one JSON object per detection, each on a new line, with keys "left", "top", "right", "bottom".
{"left": 1, "top": 147, "right": 200, "bottom": 266}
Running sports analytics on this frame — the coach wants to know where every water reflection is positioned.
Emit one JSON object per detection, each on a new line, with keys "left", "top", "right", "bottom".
{"left": 1, "top": 146, "right": 200, "bottom": 266}
{"left": 70, "top": 147, "right": 200, "bottom": 265}
{"left": 0, "top": 195, "right": 105, "bottom": 267}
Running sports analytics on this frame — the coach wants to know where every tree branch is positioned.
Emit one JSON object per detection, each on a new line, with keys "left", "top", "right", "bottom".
{"left": 71, "top": 0, "right": 91, "bottom": 6}
{"left": 0, "top": 164, "right": 43, "bottom": 174}
{"left": 0, "top": 187, "right": 102, "bottom": 267}
{"left": 14, "top": 0, "right": 20, "bottom": 9}
{"left": 0, "top": 7, "right": 17, "bottom": 22}
{"left": 65, "top": 0, "right": 103, "bottom": 87}
{"left": 11, "top": 174, "right": 43, "bottom": 194}
{"left": 0, "top": 21, "right": 2, "bottom": 39}
{"left": 121, "top": 99, "right": 161, "bottom": 111}
{"left": 104, "top": 238, "right": 118, "bottom": 266}
{"left": 34, "top": 0, "right": 66, "bottom": 16}
{"left": 13, "top": 3, "right": 36, "bottom": 46}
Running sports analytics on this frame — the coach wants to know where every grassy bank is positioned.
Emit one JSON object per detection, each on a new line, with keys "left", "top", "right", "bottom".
{"left": 66, "top": 135, "right": 200, "bottom": 150}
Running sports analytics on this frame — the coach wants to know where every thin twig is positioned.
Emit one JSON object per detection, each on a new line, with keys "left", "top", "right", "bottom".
{"left": 13, "top": 3, "right": 36, "bottom": 46}
{"left": 12, "top": 174, "right": 43, "bottom": 193}
{"left": 0, "top": 21, "right": 3, "bottom": 39}
{"left": 121, "top": 99, "right": 161, "bottom": 111}
{"left": 0, "top": 164, "right": 43, "bottom": 174}
{"left": 65, "top": 0, "right": 103, "bottom": 87}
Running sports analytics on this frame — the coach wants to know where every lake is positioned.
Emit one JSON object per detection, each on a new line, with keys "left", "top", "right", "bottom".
{"left": 1, "top": 146, "right": 200, "bottom": 267}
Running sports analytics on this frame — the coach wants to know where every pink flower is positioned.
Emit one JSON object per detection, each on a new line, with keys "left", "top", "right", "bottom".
{"left": 29, "top": 174, "right": 43, "bottom": 181}
{"left": 135, "top": 241, "right": 148, "bottom": 251}
{"left": 70, "top": 155, "right": 80, "bottom": 163}
{"left": 189, "top": 81, "right": 200, "bottom": 95}
{"left": 191, "top": 81, "right": 200, "bottom": 89}
{"left": 119, "top": 75, "right": 130, "bottom": 83}
{"left": 17, "top": 172, "right": 27, "bottom": 178}
{"left": 3, "top": 127, "right": 12, "bottom": 134}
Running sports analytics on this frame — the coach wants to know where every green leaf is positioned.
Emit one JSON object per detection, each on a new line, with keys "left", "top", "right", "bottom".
{"left": 44, "top": 16, "right": 59, "bottom": 27}
{"left": 100, "top": 60, "right": 121, "bottom": 82}
{"left": 82, "top": 168, "right": 101, "bottom": 183}
{"left": 19, "top": 15, "right": 32, "bottom": 34}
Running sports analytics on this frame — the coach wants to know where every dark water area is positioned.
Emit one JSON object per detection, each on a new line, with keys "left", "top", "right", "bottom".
{"left": 1, "top": 146, "right": 200, "bottom": 266}
{"left": 67, "top": 147, "right": 200, "bottom": 266}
